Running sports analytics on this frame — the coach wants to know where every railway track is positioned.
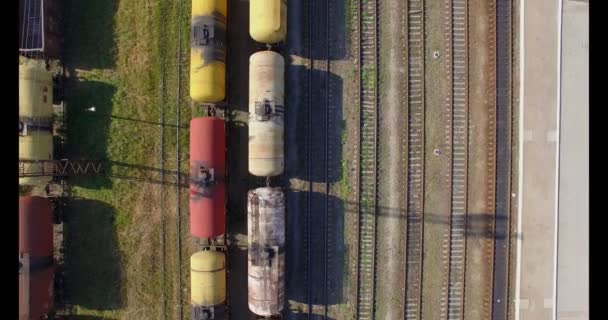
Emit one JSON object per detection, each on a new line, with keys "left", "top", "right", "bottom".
{"left": 355, "top": 0, "right": 379, "bottom": 318}
{"left": 492, "top": 0, "right": 513, "bottom": 319}
{"left": 159, "top": 0, "right": 168, "bottom": 318}
{"left": 403, "top": 0, "right": 425, "bottom": 319}
{"left": 324, "top": 0, "right": 339, "bottom": 317}
{"left": 446, "top": 0, "right": 469, "bottom": 318}
{"left": 483, "top": 0, "right": 498, "bottom": 318}
{"left": 175, "top": 0, "right": 184, "bottom": 318}
{"left": 303, "top": 0, "right": 334, "bottom": 317}
{"left": 303, "top": 0, "right": 313, "bottom": 316}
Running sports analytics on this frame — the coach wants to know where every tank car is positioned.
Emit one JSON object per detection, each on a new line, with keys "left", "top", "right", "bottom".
{"left": 191, "top": 250, "right": 227, "bottom": 320}
{"left": 248, "top": 51, "right": 285, "bottom": 177}
{"left": 250, "top": 0, "right": 287, "bottom": 44}
{"left": 247, "top": 187, "right": 285, "bottom": 316}
{"left": 190, "top": 0, "right": 227, "bottom": 103}
{"left": 19, "top": 62, "right": 54, "bottom": 186}
{"left": 190, "top": 117, "right": 226, "bottom": 239}
{"left": 19, "top": 196, "right": 54, "bottom": 320}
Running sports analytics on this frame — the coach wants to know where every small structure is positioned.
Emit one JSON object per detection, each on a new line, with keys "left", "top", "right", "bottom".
{"left": 18, "top": 0, "right": 62, "bottom": 59}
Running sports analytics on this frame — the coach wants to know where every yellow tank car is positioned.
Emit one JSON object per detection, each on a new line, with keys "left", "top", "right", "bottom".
{"left": 19, "top": 62, "right": 54, "bottom": 186}
{"left": 191, "top": 250, "right": 227, "bottom": 319}
{"left": 250, "top": 0, "right": 287, "bottom": 44}
{"left": 190, "top": 0, "right": 227, "bottom": 103}
{"left": 248, "top": 51, "right": 284, "bottom": 177}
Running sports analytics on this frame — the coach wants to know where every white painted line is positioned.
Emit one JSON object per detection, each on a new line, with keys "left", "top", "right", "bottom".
{"left": 524, "top": 130, "right": 534, "bottom": 141}
{"left": 546, "top": 130, "right": 558, "bottom": 142}
{"left": 515, "top": 0, "right": 525, "bottom": 318}
{"left": 553, "top": 0, "right": 564, "bottom": 317}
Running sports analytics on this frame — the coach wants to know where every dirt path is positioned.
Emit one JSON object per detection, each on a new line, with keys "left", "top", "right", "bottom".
{"left": 421, "top": 0, "right": 453, "bottom": 318}
{"left": 376, "top": 0, "right": 407, "bottom": 318}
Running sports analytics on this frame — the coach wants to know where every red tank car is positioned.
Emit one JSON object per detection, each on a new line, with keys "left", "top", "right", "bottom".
{"left": 190, "top": 117, "right": 226, "bottom": 239}
{"left": 19, "top": 196, "right": 54, "bottom": 320}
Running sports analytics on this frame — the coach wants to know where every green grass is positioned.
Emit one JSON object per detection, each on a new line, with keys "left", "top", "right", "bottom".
{"left": 59, "top": 0, "right": 192, "bottom": 317}
{"left": 345, "top": 0, "right": 356, "bottom": 32}
{"left": 338, "top": 120, "right": 352, "bottom": 198}
{"left": 338, "top": 159, "right": 352, "bottom": 198}
{"left": 19, "top": 185, "right": 33, "bottom": 196}
{"left": 362, "top": 66, "right": 376, "bottom": 89}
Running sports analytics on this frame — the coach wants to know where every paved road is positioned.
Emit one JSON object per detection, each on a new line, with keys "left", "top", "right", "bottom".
{"left": 556, "top": 1, "right": 588, "bottom": 319}
{"left": 516, "top": 0, "right": 560, "bottom": 319}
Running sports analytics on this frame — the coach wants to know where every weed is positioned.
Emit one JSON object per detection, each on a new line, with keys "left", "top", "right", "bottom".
{"left": 362, "top": 66, "right": 376, "bottom": 89}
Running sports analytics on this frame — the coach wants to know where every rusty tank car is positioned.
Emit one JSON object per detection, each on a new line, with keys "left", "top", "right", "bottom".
{"left": 19, "top": 196, "right": 54, "bottom": 320}
{"left": 190, "top": 0, "right": 227, "bottom": 103}
{"left": 247, "top": 187, "right": 285, "bottom": 316}
{"left": 248, "top": 51, "right": 285, "bottom": 177}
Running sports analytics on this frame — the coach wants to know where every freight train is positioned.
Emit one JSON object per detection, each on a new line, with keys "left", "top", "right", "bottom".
{"left": 247, "top": 1, "right": 286, "bottom": 318}
{"left": 188, "top": 0, "right": 287, "bottom": 318}
{"left": 246, "top": 46, "right": 286, "bottom": 319}
{"left": 189, "top": 2, "right": 229, "bottom": 318}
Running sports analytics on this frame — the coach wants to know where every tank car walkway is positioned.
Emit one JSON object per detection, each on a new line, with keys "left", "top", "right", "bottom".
{"left": 516, "top": 0, "right": 588, "bottom": 319}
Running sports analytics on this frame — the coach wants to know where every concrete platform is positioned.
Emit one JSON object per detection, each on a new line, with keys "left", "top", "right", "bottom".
{"left": 516, "top": 0, "right": 588, "bottom": 319}
{"left": 556, "top": 0, "right": 588, "bottom": 319}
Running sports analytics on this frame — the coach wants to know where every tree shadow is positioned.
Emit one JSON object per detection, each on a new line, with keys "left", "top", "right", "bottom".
{"left": 227, "top": 0, "right": 257, "bottom": 110}
{"left": 284, "top": 10, "right": 347, "bottom": 316}
{"left": 107, "top": 161, "right": 189, "bottom": 188}
{"left": 371, "top": 204, "right": 511, "bottom": 240}
{"left": 62, "top": 0, "right": 118, "bottom": 70}
{"left": 285, "top": 66, "right": 344, "bottom": 184}
{"left": 62, "top": 199, "right": 123, "bottom": 311}
{"left": 226, "top": 234, "right": 249, "bottom": 320}
{"left": 64, "top": 80, "right": 115, "bottom": 189}
{"left": 287, "top": 0, "right": 348, "bottom": 60}
{"left": 285, "top": 191, "right": 345, "bottom": 318}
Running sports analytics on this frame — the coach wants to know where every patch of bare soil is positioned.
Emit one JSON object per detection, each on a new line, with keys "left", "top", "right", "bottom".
{"left": 464, "top": 0, "right": 496, "bottom": 319}
{"left": 375, "top": 0, "right": 407, "bottom": 318}
{"left": 420, "top": 0, "right": 453, "bottom": 318}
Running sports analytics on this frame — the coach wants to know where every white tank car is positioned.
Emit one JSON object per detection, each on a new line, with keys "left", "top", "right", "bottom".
{"left": 247, "top": 187, "right": 285, "bottom": 316}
